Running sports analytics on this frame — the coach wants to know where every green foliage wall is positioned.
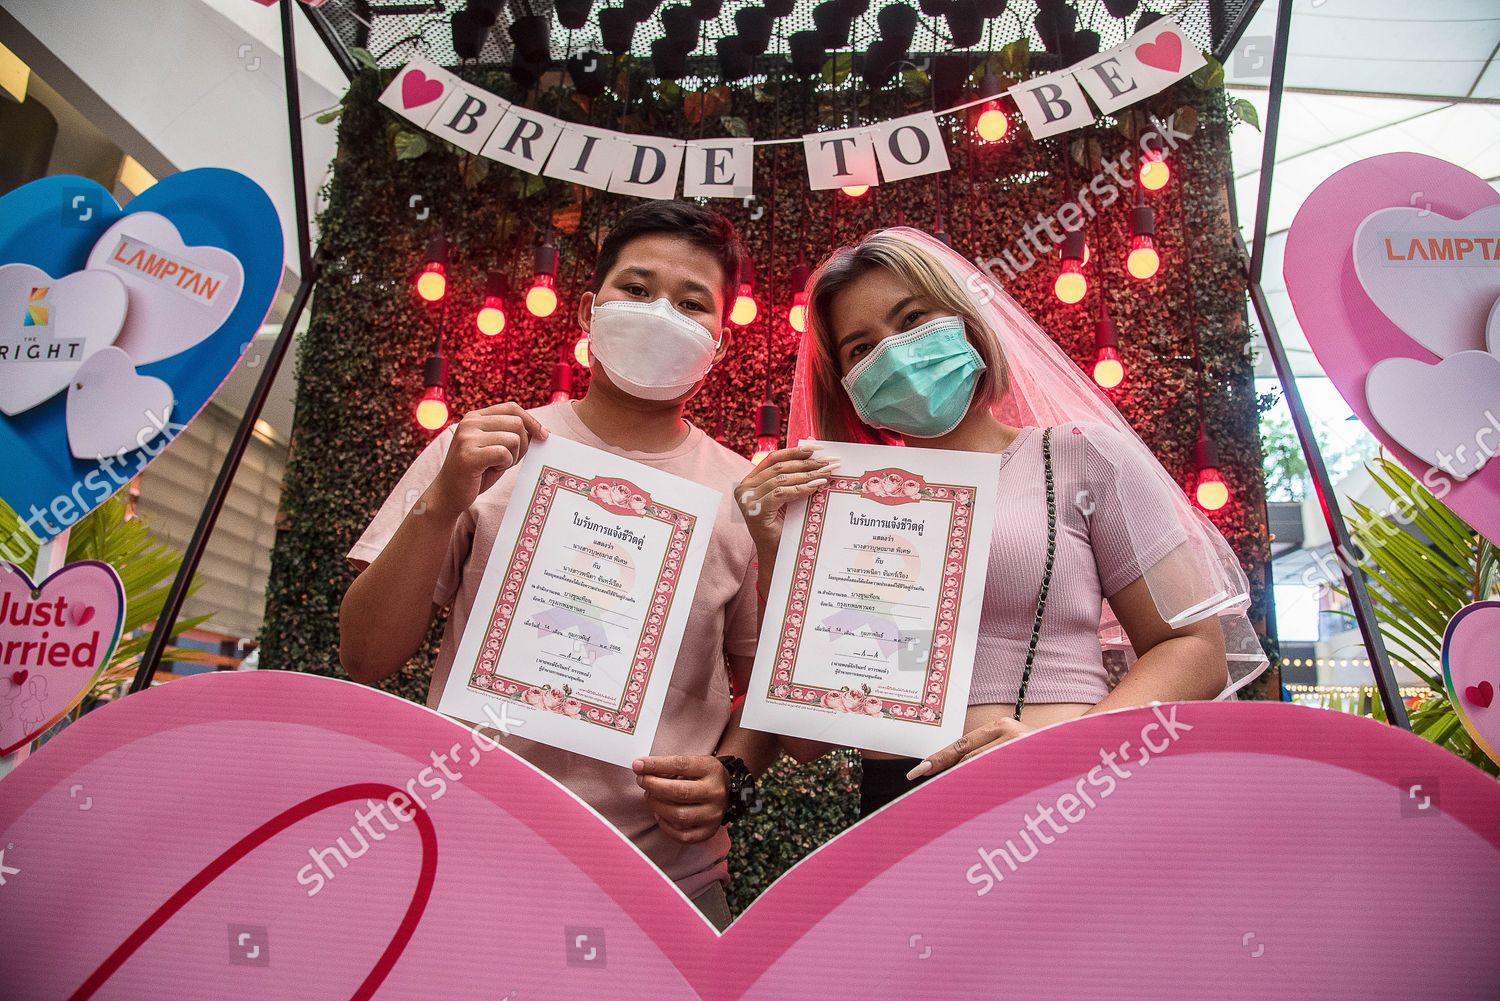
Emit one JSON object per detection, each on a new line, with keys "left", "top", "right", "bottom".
{"left": 260, "top": 61, "right": 1270, "bottom": 912}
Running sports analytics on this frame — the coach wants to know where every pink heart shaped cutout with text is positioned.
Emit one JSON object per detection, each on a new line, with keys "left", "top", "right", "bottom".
{"left": 1284, "top": 153, "right": 1500, "bottom": 546}
{"left": 0, "top": 560, "right": 123, "bottom": 756}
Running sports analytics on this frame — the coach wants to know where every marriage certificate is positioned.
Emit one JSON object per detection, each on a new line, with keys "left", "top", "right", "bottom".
{"left": 742, "top": 441, "right": 1000, "bottom": 758}
{"left": 438, "top": 436, "right": 720, "bottom": 767}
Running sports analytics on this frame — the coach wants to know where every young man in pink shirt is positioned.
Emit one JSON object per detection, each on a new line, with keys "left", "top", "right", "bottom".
{"left": 339, "top": 201, "right": 780, "bottom": 928}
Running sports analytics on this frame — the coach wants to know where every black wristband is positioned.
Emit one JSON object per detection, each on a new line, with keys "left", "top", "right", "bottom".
{"left": 716, "top": 754, "right": 756, "bottom": 826}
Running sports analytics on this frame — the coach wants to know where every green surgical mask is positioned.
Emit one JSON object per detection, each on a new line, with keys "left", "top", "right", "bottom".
{"left": 841, "top": 315, "right": 986, "bottom": 437}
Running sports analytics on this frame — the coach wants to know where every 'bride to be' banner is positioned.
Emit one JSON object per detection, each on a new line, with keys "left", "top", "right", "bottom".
{"left": 378, "top": 17, "right": 1204, "bottom": 200}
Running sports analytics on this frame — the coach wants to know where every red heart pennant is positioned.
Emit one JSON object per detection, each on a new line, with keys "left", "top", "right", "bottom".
{"left": 1134, "top": 31, "right": 1183, "bottom": 73}
{"left": 401, "top": 69, "right": 444, "bottom": 110}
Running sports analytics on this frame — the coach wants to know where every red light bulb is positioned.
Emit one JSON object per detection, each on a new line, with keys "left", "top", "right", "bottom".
{"left": 1195, "top": 467, "right": 1230, "bottom": 511}
{"left": 1092, "top": 344, "right": 1124, "bottom": 389}
{"left": 527, "top": 273, "right": 558, "bottom": 317}
{"left": 476, "top": 296, "right": 506, "bottom": 336}
{"left": 976, "top": 100, "right": 1009, "bottom": 142}
{"left": 1139, "top": 155, "right": 1170, "bottom": 191}
{"left": 731, "top": 283, "right": 759, "bottom": 326}
{"left": 788, "top": 291, "right": 809, "bottom": 333}
{"left": 415, "top": 263, "right": 446, "bottom": 303}
{"left": 1054, "top": 258, "right": 1087, "bottom": 304}
{"left": 1127, "top": 234, "right": 1160, "bottom": 279}
{"left": 415, "top": 385, "right": 449, "bottom": 430}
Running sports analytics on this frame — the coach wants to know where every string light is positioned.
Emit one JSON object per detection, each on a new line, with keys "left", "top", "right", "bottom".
{"left": 1127, "top": 193, "right": 1160, "bottom": 280}
{"left": 1054, "top": 228, "right": 1088, "bottom": 304}
{"left": 526, "top": 233, "right": 559, "bottom": 317}
{"left": 752, "top": 402, "right": 781, "bottom": 465}
{"left": 840, "top": 184, "right": 870, "bottom": 198}
{"left": 731, "top": 258, "right": 759, "bottom": 326}
{"left": 475, "top": 271, "right": 507, "bottom": 336}
{"left": 415, "top": 235, "right": 448, "bottom": 303}
{"left": 1192, "top": 423, "right": 1230, "bottom": 511}
{"left": 974, "top": 74, "right": 1010, "bottom": 142}
{"left": 550, "top": 345, "right": 573, "bottom": 405}
{"left": 415, "top": 351, "right": 450, "bottom": 430}
{"left": 1092, "top": 302, "right": 1123, "bottom": 389}
{"left": 1139, "top": 153, "right": 1170, "bottom": 191}
{"left": 788, "top": 263, "right": 811, "bottom": 333}
{"left": 573, "top": 334, "right": 590, "bottom": 367}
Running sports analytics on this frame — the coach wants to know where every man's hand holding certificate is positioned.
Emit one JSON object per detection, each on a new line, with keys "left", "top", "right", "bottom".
{"left": 439, "top": 436, "right": 720, "bottom": 767}
{"left": 743, "top": 441, "right": 1000, "bottom": 758}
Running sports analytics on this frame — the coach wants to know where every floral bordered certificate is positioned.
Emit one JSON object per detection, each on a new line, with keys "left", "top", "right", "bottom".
{"left": 742, "top": 440, "right": 1000, "bottom": 758}
{"left": 438, "top": 435, "right": 722, "bottom": 767}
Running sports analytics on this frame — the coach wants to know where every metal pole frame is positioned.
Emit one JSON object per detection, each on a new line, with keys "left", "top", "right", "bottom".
{"left": 1231, "top": 0, "right": 1409, "bottom": 727}
{"left": 130, "top": 0, "right": 322, "bottom": 693}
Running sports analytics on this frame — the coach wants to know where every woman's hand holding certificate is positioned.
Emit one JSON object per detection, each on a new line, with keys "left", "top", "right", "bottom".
{"left": 742, "top": 441, "right": 1000, "bottom": 758}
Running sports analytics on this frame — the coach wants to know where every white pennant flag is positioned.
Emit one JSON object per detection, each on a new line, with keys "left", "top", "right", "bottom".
{"left": 378, "top": 56, "right": 465, "bottom": 129}
{"left": 682, "top": 138, "right": 755, "bottom": 198}
{"left": 869, "top": 112, "right": 951, "bottom": 183}
{"left": 607, "top": 136, "right": 686, "bottom": 199}
{"left": 1009, "top": 71, "right": 1094, "bottom": 139}
{"left": 802, "top": 127, "right": 879, "bottom": 190}
{"left": 544, "top": 124, "right": 621, "bottom": 191}
{"left": 427, "top": 83, "right": 511, "bottom": 154}
{"left": 480, "top": 107, "right": 565, "bottom": 174}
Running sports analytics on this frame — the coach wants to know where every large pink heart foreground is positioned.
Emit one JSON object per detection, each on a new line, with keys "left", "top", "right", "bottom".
{"left": 1283, "top": 153, "right": 1500, "bottom": 544}
{"left": 1, "top": 671, "right": 1497, "bottom": 1000}
{"left": 0, "top": 559, "right": 123, "bottom": 756}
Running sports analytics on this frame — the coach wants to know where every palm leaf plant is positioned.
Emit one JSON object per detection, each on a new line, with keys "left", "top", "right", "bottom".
{"left": 1336, "top": 455, "right": 1498, "bottom": 776}
{"left": 1, "top": 496, "right": 213, "bottom": 701}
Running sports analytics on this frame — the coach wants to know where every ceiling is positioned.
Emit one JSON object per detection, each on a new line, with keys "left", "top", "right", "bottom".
{"left": 1225, "top": 0, "right": 1500, "bottom": 379}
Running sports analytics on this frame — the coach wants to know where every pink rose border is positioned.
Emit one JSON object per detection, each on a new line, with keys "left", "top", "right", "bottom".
{"left": 467, "top": 466, "right": 697, "bottom": 734}
{"left": 765, "top": 475, "right": 976, "bottom": 727}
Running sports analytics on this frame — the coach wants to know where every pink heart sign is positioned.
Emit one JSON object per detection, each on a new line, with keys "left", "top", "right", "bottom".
{"left": 1, "top": 671, "right": 1497, "bottom": 999}
{"left": 1444, "top": 600, "right": 1500, "bottom": 765}
{"left": 0, "top": 560, "right": 123, "bottom": 756}
{"left": 1284, "top": 153, "right": 1500, "bottom": 544}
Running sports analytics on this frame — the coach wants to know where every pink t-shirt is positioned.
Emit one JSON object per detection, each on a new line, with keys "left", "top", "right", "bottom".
{"left": 969, "top": 422, "right": 1190, "bottom": 706}
{"left": 347, "top": 401, "right": 760, "bottom": 898}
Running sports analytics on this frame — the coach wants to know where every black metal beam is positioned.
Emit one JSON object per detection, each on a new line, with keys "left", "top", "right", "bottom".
{"left": 1229, "top": 0, "right": 1408, "bottom": 727}
{"left": 130, "top": 0, "right": 320, "bottom": 693}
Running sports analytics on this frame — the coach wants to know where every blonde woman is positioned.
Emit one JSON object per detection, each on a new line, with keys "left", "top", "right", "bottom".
{"left": 736, "top": 227, "right": 1266, "bottom": 815}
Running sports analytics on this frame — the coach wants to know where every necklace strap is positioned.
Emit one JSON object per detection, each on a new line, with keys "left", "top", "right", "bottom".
{"left": 1013, "top": 426, "right": 1057, "bottom": 721}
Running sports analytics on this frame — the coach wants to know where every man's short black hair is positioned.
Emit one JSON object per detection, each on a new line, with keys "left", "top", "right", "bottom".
{"left": 592, "top": 200, "right": 745, "bottom": 318}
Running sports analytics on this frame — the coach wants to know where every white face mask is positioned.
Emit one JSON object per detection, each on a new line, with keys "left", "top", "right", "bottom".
{"left": 587, "top": 296, "right": 720, "bottom": 401}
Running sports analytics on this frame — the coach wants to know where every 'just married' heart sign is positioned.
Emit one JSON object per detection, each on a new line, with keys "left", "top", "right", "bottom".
{"left": 1284, "top": 153, "right": 1500, "bottom": 544}
{"left": 1, "top": 671, "right": 1496, "bottom": 999}
{"left": 0, "top": 171, "right": 282, "bottom": 543}
{"left": 0, "top": 559, "right": 123, "bottom": 756}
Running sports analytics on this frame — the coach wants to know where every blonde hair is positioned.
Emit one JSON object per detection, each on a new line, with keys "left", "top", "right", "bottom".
{"left": 804, "top": 230, "right": 1011, "bottom": 442}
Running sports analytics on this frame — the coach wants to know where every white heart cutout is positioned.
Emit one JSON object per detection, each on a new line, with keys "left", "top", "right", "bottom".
{"left": 1365, "top": 298, "right": 1500, "bottom": 482}
{"left": 85, "top": 211, "right": 245, "bottom": 365}
{"left": 65, "top": 346, "right": 175, "bottom": 461}
{"left": 0, "top": 264, "right": 127, "bottom": 416}
{"left": 1353, "top": 203, "right": 1500, "bottom": 360}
